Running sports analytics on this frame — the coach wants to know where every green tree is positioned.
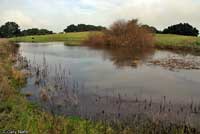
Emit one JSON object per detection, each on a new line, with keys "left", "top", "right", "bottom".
{"left": 21, "top": 28, "right": 53, "bottom": 36}
{"left": 0, "top": 22, "right": 21, "bottom": 38}
{"left": 141, "top": 25, "right": 160, "bottom": 33}
{"left": 64, "top": 24, "right": 78, "bottom": 32}
{"left": 163, "top": 23, "right": 199, "bottom": 36}
{"left": 64, "top": 24, "right": 106, "bottom": 33}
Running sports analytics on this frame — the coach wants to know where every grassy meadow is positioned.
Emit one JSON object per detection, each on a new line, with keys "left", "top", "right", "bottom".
{"left": 10, "top": 32, "right": 200, "bottom": 48}
{"left": 155, "top": 34, "right": 200, "bottom": 47}
{"left": 10, "top": 32, "right": 91, "bottom": 45}
{"left": 154, "top": 34, "right": 200, "bottom": 54}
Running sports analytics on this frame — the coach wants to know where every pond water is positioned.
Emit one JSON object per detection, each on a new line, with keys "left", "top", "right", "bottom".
{"left": 18, "top": 42, "right": 200, "bottom": 123}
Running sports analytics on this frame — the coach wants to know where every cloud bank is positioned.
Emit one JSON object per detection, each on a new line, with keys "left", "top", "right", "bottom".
{"left": 0, "top": 0, "right": 199, "bottom": 32}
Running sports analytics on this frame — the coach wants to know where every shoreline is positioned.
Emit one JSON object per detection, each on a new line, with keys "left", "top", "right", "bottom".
{"left": 1, "top": 39, "right": 200, "bottom": 133}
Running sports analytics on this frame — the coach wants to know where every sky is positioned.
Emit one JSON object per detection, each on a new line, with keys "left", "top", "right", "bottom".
{"left": 0, "top": 0, "right": 199, "bottom": 32}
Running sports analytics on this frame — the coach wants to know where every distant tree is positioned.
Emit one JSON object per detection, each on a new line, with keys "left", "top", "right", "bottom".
{"left": 21, "top": 28, "right": 39, "bottom": 36}
{"left": 0, "top": 21, "right": 54, "bottom": 37}
{"left": 0, "top": 22, "right": 21, "bottom": 38}
{"left": 77, "top": 24, "right": 87, "bottom": 31}
{"left": 64, "top": 24, "right": 78, "bottom": 32}
{"left": 39, "top": 29, "right": 53, "bottom": 35}
{"left": 163, "top": 23, "right": 199, "bottom": 36}
{"left": 21, "top": 28, "right": 53, "bottom": 36}
{"left": 64, "top": 24, "right": 106, "bottom": 33}
{"left": 141, "top": 25, "right": 160, "bottom": 33}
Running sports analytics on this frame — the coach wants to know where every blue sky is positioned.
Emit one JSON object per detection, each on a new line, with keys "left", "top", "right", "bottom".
{"left": 0, "top": 0, "right": 199, "bottom": 32}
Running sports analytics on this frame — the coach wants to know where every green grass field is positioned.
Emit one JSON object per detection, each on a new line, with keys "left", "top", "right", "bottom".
{"left": 10, "top": 32, "right": 91, "bottom": 45}
{"left": 155, "top": 34, "right": 200, "bottom": 47}
{"left": 10, "top": 32, "right": 200, "bottom": 47}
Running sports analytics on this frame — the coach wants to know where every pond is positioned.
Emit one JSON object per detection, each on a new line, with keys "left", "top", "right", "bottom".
{"left": 18, "top": 42, "right": 200, "bottom": 125}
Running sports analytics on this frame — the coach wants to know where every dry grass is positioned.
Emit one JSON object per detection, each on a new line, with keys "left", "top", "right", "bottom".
{"left": 83, "top": 32, "right": 106, "bottom": 46}
{"left": 11, "top": 68, "right": 26, "bottom": 85}
{"left": 0, "top": 39, "right": 17, "bottom": 101}
{"left": 0, "top": 39, "right": 9, "bottom": 56}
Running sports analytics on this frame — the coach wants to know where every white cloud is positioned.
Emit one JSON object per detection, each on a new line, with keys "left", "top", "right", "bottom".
{"left": 0, "top": 0, "right": 199, "bottom": 32}
{"left": 0, "top": 10, "right": 49, "bottom": 30}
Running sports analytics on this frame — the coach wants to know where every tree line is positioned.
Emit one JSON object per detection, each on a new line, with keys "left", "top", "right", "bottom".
{"left": 64, "top": 23, "right": 200, "bottom": 36}
{"left": 0, "top": 22, "right": 106, "bottom": 38}
{"left": 141, "top": 23, "right": 199, "bottom": 36}
{"left": 0, "top": 22, "right": 53, "bottom": 38}
{"left": 0, "top": 21, "right": 199, "bottom": 38}
{"left": 64, "top": 24, "right": 106, "bottom": 32}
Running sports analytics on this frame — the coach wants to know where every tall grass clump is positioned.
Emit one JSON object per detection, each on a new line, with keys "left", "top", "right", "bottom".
{"left": 84, "top": 19, "right": 155, "bottom": 48}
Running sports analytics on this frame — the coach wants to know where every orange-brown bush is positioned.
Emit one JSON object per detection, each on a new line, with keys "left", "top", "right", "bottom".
{"left": 84, "top": 19, "right": 155, "bottom": 48}
{"left": 84, "top": 32, "right": 106, "bottom": 47}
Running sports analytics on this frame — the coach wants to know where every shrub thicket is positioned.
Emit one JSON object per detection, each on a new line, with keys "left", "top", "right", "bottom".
{"left": 84, "top": 19, "right": 154, "bottom": 48}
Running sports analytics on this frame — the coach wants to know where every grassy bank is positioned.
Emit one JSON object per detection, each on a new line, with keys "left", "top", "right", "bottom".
{"left": 155, "top": 34, "right": 200, "bottom": 53}
{"left": 155, "top": 34, "right": 200, "bottom": 47}
{"left": 0, "top": 39, "right": 112, "bottom": 134}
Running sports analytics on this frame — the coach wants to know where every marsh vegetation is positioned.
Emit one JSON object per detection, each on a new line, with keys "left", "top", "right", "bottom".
{"left": 16, "top": 42, "right": 200, "bottom": 133}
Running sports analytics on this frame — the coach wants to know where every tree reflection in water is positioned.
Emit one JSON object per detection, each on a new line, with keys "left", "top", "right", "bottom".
{"left": 88, "top": 45, "right": 155, "bottom": 68}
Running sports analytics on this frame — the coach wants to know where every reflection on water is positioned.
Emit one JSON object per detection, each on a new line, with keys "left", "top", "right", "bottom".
{"left": 93, "top": 46, "right": 155, "bottom": 68}
{"left": 18, "top": 42, "right": 200, "bottom": 126}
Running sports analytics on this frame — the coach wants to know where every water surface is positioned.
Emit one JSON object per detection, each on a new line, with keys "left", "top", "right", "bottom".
{"left": 19, "top": 42, "right": 200, "bottom": 122}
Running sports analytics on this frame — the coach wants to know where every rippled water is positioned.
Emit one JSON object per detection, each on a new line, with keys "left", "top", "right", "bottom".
{"left": 18, "top": 42, "right": 200, "bottom": 124}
